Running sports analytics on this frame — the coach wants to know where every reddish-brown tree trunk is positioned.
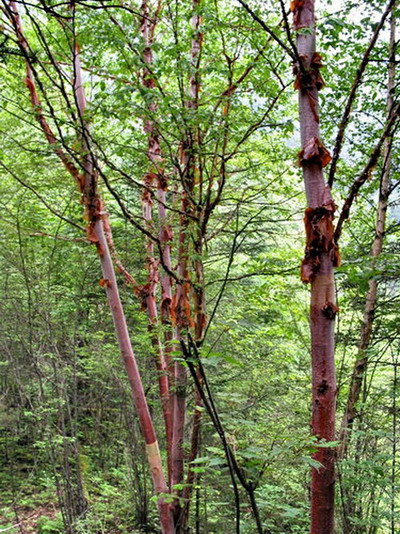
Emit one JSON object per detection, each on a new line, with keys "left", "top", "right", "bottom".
{"left": 174, "top": 3, "right": 205, "bottom": 530}
{"left": 139, "top": 0, "right": 174, "bottom": 487}
{"left": 156, "top": 179, "right": 175, "bottom": 491}
{"left": 95, "top": 218, "right": 174, "bottom": 532}
{"left": 9, "top": 3, "right": 174, "bottom": 531}
{"left": 292, "top": 2, "right": 338, "bottom": 532}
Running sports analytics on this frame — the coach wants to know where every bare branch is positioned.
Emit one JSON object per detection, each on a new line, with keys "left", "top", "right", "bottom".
{"left": 334, "top": 103, "right": 400, "bottom": 242}
{"left": 237, "top": 0, "right": 295, "bottom": 60}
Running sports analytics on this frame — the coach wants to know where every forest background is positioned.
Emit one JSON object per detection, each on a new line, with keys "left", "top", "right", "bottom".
{"left": 0, "top": 0, "right": 399, "bottom": 533}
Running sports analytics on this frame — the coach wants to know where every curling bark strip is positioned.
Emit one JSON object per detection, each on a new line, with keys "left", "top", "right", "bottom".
{"left": 9, "top": 2, "right": 174, "bottom": 531}
{"left": 291, "top": 1, "right": 337, "bottom": 532}
{"left": 338, "top": 3, "right": 397, "bottom": 463}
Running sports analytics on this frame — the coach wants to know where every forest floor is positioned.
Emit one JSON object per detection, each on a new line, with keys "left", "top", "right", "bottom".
{"left": 0, "top": 503, "right": 59, "bottom": 533}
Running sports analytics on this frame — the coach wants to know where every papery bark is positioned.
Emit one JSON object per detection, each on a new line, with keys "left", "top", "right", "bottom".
{"left": 139, "top": 0, "right": 174, "bottom": 488}
{"left": 9, "top": 2, "right": 174, "bottom": 531}
{"left": 292, "top": 1, "right": 337, "bottom": 532}
{"left": 173, "top": 2, "right": 205, "bottom": 530}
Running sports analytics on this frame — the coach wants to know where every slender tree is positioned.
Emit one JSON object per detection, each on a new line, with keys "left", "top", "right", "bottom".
{"left": 338, "top": 0, "right": 397, "bottom": 462}
{"left": 292, "top": 1, "right": 338, "bottom": 532}
{"left": 337, "top": 5, "right": 397, "bottom": 533}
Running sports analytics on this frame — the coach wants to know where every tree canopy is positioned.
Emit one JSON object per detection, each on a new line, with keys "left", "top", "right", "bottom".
{"left": 0, "top": 0, "right": 399, "bottom": 533}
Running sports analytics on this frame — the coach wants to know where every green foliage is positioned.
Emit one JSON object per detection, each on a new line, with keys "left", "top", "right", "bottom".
{"left": 0, "top": 0, "right": 399, "bottom": 532}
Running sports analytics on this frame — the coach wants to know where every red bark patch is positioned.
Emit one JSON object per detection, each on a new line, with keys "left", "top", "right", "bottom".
{"left": 144, "top": 171, "right": 158, "bottom": 187}
{"left": 162, "top": 226, "right": 173, "bottom": 242}
{"left": 161, "top": 295, "right": 172, "bottom": 317}
{"left": 290, "top": 0, "right": 305, "bottom": 27}
{"left": 290, "top": 0, "right": 304, "bottom": 10}
{"left": 171, "top": 286, "right": 194, "bottom": 329}
{"left": 298, "top": 136, "right": 331, "bottom": 168}
{"left": 86, "top": 223, "right": 99, "bottom": 244}
{"left": 158, "top": 174, "right": 169, "bottom": 191}
{"left": 139, "top": 283, "right": 151, "bottom": 311}
{"left": 300, "top": 202, "right": 340, "bottom": 283}
{"left": 291, "top": 0, "right": 314, "bottom": 30}
{"left": 86, "top": 222, "right": 104, "bottom": 256}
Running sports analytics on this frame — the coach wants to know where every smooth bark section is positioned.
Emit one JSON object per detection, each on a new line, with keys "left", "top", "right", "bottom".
{"left": 292, "top": 1, "right": 337, "bottom": 532}
{"left": 338, "top": 3, "right": 397, "bottom": 462}
{"left": 96, "top": 220, "right": 173, "bottom": 532}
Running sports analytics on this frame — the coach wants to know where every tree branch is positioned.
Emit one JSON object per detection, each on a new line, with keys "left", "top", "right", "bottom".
{"left": 328, "top": 0, "right": 397, "bottom": 188}
{"left": 334, "top": 103, "right": 400, "bottom": 242}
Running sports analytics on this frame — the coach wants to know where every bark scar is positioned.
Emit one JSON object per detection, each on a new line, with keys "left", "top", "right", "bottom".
{"left": 322, "top": 302, "right": 339, "bottom": 320}
{"left": 290, "top": 0, "right": 305, "bottom": 28}
{"left": 317, "top": 379, "right": 328, "bottom": 395}
{"left": 299, "top": 136, "right": 331, "bottom": 168}
{"left": 294, "top": 52, "right": 325, "bottom": 122}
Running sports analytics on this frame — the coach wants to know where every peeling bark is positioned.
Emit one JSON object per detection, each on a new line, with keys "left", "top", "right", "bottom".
{"left": 292, "top": 1, "right": 338, "bottom": 532}
{"left": 139, "top": 0, "right": 174, "bottom": 491}
{"left": 9, "top": 2, "right": 174, "bottom": 531}
{"left": 172, "top": 2, "right": 204, "bottom": 528}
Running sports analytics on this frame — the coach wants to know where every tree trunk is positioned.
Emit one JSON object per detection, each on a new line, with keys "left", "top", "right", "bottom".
{"left": 139, "top": 0, "right": 174, "bottom": 487}
{"left": 173, "top": 2, "right": 204, "bottom": 530}
{"left": 292, "top": 1, "right": 338, "bottom": 532}
{"left": 9, "top": 2, "right": 174, "bottom": 530}
{"left": 337, "top": 2, "right": 396, "bottom": 462}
